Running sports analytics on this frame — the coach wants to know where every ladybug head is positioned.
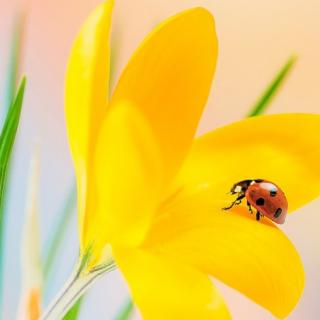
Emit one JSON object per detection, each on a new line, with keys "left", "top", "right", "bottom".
{"left": 230, "top": 179, "right": 254, "bottom": 194}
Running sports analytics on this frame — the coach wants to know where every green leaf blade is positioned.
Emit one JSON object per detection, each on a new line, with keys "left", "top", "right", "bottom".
{"left": 4, "top": 13, "right": 25, "bottom": 112}
{"left": 0, "top": 77, "right": 26, "bottom": 164}
{"left": 0, "top": 77, "right": 26, "bottom": 220}
{"left": 63, "top": 298, "right": 83, "bottom": 320}
{"left": 0, "top": 77, "right": 26, "bottom": 317}
{"left": 114, "top": 298, "right": 134, "bottom": 320}
{"left": 247, "top": 55, "right": 297, "bottom": 117}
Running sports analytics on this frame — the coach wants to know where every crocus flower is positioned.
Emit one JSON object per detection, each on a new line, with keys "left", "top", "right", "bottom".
{"left": 44, "top": 1, "right": 320, "bottom": 318}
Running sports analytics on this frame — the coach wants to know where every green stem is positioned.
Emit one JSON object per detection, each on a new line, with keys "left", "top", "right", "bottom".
{"left": 114, "top": 298, "right": 134, "bottom": 320}
{"left": 41, "top": 260, "right": 116, "bottom": 320}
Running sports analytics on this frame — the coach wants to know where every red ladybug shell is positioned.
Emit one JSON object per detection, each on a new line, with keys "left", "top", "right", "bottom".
{"left": 245, "top": 181, "right": 288, "bottom": 224}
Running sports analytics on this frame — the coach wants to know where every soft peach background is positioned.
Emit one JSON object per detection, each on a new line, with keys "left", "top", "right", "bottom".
{"left": 1, "top": 0, "right": 320, "bottom": 319}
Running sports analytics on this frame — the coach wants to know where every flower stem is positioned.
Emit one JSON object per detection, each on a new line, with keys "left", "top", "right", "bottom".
{"left": 40, "top": 260, "right": 116, "bottom": 319}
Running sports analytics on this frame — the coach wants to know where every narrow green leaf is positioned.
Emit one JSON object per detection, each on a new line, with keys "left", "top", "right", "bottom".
{"left": 63, "top": 297, "right": 83, "bottom": 320}
{"left": 0, "top": 78, "right": 26, "bottom": 163}
{"left": 0, "top": 78, "right": 26, "bottom": 316}
{"left": 43, "top": 181, "right": 77, "bottom": 282}
{"left": 4, "top": 13, "right": 25, "bottom": 112}
{"left": 0, "top": 16, "right": 26, "bottom": 318}
{"left": 114, "top": 298, "right": 134, "bottom": 320}
{"left": 247, "top": 55, "right": 297, "bottom": 117}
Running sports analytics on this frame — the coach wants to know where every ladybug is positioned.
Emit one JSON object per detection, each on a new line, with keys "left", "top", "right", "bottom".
{"left": 223, "top": 179, "right": 288, "bottom": 224}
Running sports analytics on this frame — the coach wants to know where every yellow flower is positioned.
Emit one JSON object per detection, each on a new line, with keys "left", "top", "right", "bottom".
{"left": 65, "top": 1, "right": 320, "bottom": 318}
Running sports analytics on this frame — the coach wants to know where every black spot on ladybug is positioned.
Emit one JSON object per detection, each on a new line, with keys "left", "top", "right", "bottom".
{"left": 270, "top": 190, "right": 277, "bottom": 197}
{"left": 254, "top": 179, "right": 264, "bottom": 183}
{"left": 255, "top": 198, "right": 265, "bottom": 206}
{"left": 274, "top": 208, "right": 282, "bottom": 218}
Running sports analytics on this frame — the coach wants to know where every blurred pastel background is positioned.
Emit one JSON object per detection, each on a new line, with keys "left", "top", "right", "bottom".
{"left": 1, "top": 0, "right": 320, "bottom": 319}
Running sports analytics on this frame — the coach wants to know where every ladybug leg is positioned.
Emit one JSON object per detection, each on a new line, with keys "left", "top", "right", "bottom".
{"left": 256, "top": 211, "right": 261, "bottom": 221}
{"left": 223, "top": 194, "right": 245, "bottom": 210}
{"left": 247, "top": 201, "right": 253, "bottom": 214}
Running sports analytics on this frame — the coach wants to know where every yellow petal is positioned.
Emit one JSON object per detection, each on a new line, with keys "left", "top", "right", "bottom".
{"left": 92, "top": 102, "right": 163, "bottom": 254}
{"left": 114, "top": 247, "right": 231, "bottom": 320}
{"left": 144, "top": 202, "right": 304, "bottom": 318}
{"left": 111, "top": 7, "right": 218, "bottom": 183}
{"left": 65, "top": 0, "right": 113, "bottom": 248}
{"left": 143, "top": 113, "right": 320, "bottom": 317}
{"left": 176, "top": 113, "right": 320, "bottom": 213}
